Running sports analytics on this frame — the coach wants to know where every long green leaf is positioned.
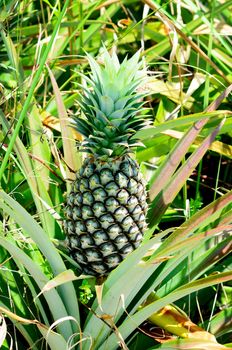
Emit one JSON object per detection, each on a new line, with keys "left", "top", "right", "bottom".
{"left": 47, "top": 66, "right": 81, "bottom": 187}
{"left": 0, "top": 190, "right": 80, "bottom": 329}
{"left": 149, "top": 119, "right": 225, "bottom": 225}
{"left": 149, "top": 337, "right": 229, "bottom": 349}
{"left": 0, "top": 111, "right": 59, "bottom": 237}
{"left": 155, "top": 190, "right": 232, "bottom": 252}
{"left": 148, "top": 84, "right": 232, "bottom": 202}
{"left": 202, "top": 307, "right": 232, "bottom": 338}
{"left": 0, "top": 0, "right": 70, "bottom": 181}
{"left": 101, "top": 271, "right": 232, "bottom": 350}
{"left": 0, "top": 237, "right": 73, "bottom": 340}
{"left": 157, "top": 235, "right": 232, "bottom": 297}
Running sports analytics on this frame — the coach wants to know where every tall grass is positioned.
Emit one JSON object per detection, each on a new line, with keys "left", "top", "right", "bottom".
{"left": 0, "top": 1, "right": 231, "bottom": 349}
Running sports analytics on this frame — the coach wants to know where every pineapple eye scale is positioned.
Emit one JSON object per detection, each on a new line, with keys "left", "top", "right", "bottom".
{"left": 117, "top": 189, "right": 129, "bottom": 204}
{"left": 100, "top": 242, "right": 116, "bottom": 255}
{"left": 120, "top": 243, "right": 134, "bottom": 257}
{"left": 73, "top": 192, "right": 83, "bottom": 205}
{"left": 121, "top": 216, "right": 134, "bottom": 229}
{"left": 93, "top": 230, "right": 109, "bottom": 244}
{"left": 114, "top": 207, "right": 128, "bottom": 220}
{"left": 72, "top": 206, "right": 81, "bottom": 220}
{"left": 100, "top": 169, "right": 114, "bottom": 185}
{"left": 82, "top": 191, "right": 94, "bottom": 205}
{"left": 79, "top": 178, "right": 89, "bottom": 191}
{"left": 73, "top": 250, "right": 87, "bottom": 264}
{"left": 107, "top": 224, "right": 122, "bottom": 239}
{"left": 80, "top": 234, "right": 94, "bottom": 248}
{"left": 93, "top": 187, "right": 107, "bottom": 201}
{"left": 114, "top": 234, "right": 128, "bottom": 244}
{"left": 92, "top": 202, "right": 106, "bottom": 217}
{"left": 89, "top": 174, "right": 101, "bottom": 189}
{"left": 85, "top": 219, "right": 100, "bottom": 233}
{"left": 100, "top": 213, "right": 115, "bottom": 229}
{"left": 69, "top": 236, "right": 81, "bottom": 249}
{"left": 75, "top": 221, "right": 86, "bottom": 234}
{"left": 83, "top": 163, "right": 96, "bottom": 177}
{"left": 81, "top": 205, "right": 93, "bottom": 220}
{"left": 115, "top": 172, "right": 128, "bottom": 188}
{"left": 105, "top": 197, "right": 120, "bottom": 212}
{"left": 105, "top": 254, "right": 121, "bottom": 268}
{"left": 85, "top": 248, "right": 102, "bottom": 261}
{"left": 105, "top": 181, "right": 119, "bottom": 196}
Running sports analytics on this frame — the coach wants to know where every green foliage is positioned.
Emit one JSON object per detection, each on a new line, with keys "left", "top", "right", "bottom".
{"left": 0, "top": 0, "right": 231, "bottom": 349}
{"left": 79, "top": 280, "right": 94, "bottom": 305}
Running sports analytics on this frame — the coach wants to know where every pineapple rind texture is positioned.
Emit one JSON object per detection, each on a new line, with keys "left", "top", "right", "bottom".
{"left": 64, "top": 155, "right": 147, "bottom": 276}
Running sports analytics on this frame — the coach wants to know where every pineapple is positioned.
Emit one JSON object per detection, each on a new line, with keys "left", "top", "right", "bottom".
{"left": 64, "top": 48, "right": 148, "bottom": 276}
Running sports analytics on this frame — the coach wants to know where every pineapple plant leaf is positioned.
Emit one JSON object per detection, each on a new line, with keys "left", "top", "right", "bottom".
{"left": 64, "top": 48, "right": 149, "bottom": 276}
{"left": 1, "top": 0, "right": 232, "bottom": 348}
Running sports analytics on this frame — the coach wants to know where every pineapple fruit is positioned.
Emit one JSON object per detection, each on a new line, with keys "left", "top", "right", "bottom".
{"left": 64, "top": 48, "right": 148, "bottom": 276}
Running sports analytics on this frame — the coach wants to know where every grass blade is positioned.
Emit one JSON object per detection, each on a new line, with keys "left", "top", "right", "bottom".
{"left": 0, "top": 0, "right": 70, "bottom": 181}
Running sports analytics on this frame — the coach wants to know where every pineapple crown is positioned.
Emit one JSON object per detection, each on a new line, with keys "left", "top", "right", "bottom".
{"left": 73, "top": 48, "right": 148, "bottom": 160}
